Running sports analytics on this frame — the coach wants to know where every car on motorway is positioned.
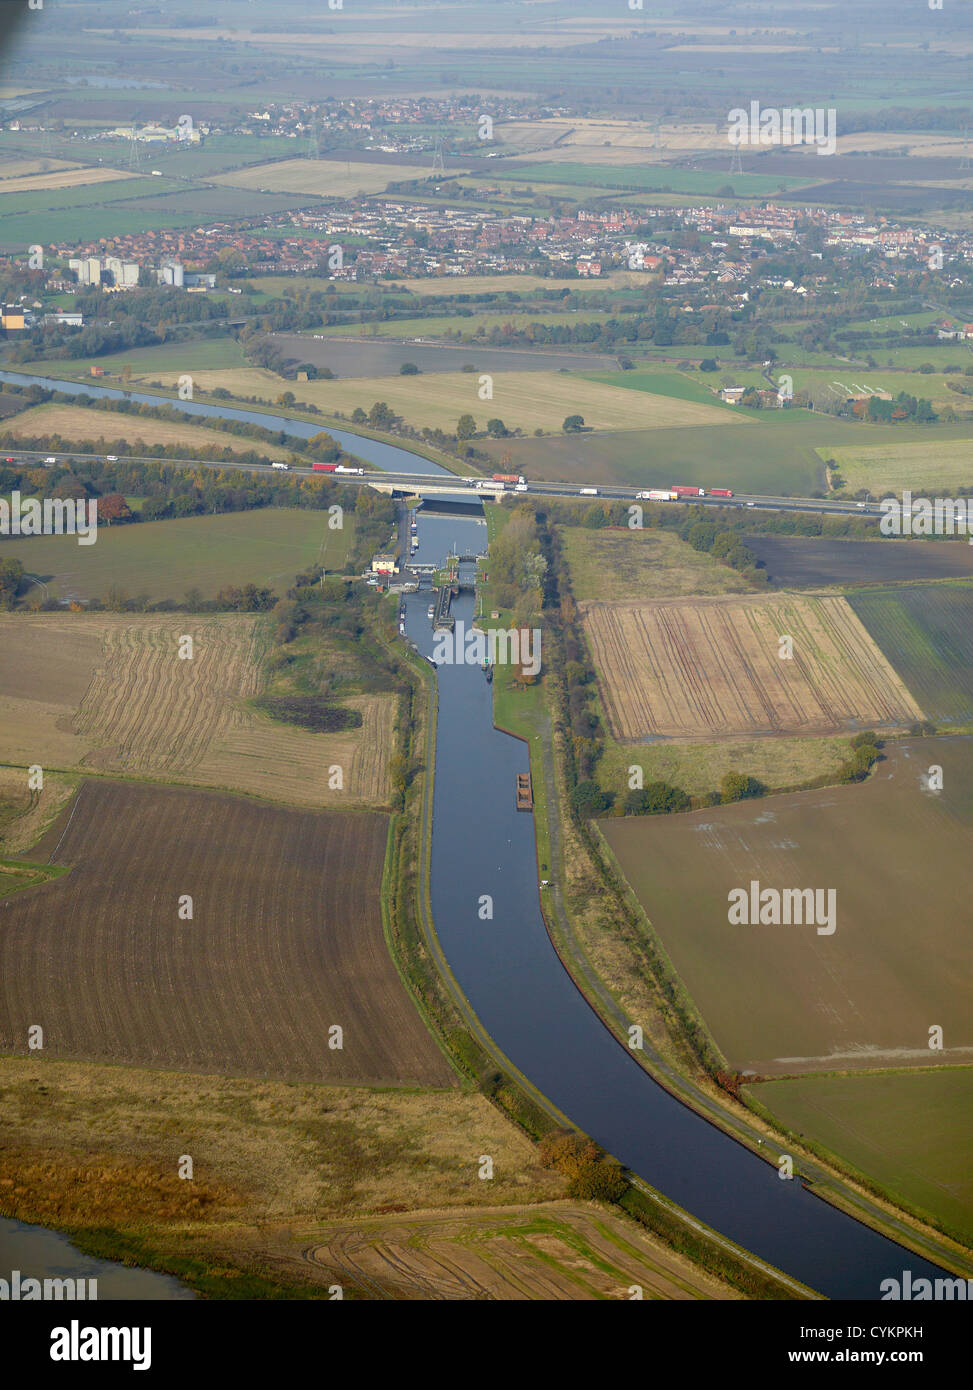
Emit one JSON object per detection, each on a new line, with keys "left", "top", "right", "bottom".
{"left": 105, "top": 455, "right": 118, "bottom": 462}
{"left": 745, "top": 501, "right": 756, "bottom": 508}
{"left": 514, "top": 482, "right": 528, "bottom": 492}
{"left": 3, "top": 457, "right": 14, "bottom": 464}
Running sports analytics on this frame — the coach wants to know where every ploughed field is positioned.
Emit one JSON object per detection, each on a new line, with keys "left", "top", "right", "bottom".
{"left": 0, "top": 781, "right": 453, "bottom": 1086}
{"left": 599, "top": 738, "right": 973, "bottom": 1077}
{"left": 580, "top": 593, "right": 923, "bottom": 740}
{"left": 302, "top": 1203, "right": 732, "bottom": 1302}
{"left": 746, "top": 536, "right": 973, "bottom": 588}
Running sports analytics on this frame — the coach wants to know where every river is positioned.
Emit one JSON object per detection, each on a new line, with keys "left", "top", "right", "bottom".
{"left": 0, "top": 1217, "right": 194, "bottom": 1300}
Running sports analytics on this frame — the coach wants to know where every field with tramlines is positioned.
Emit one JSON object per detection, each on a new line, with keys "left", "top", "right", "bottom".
{"left": 849, "top": 582, "right": 973, "bottom": 726}
{"left": 0, "top": 781, "right": 450, "bottom": 1086}
{"left": 0, "top": 614, "right": 392, "bottom": 806}
{"left": 580, "top": 593, "right": 923, "bottom": 740}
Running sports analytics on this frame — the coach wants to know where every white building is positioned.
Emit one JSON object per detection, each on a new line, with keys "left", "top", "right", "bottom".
{"left": 157, "top": 259, "right": 185, "bottom": 287}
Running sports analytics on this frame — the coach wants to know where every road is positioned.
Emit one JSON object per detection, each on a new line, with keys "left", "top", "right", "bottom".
{"left": 3, "top": 448, "right": 886, "bottom": 520}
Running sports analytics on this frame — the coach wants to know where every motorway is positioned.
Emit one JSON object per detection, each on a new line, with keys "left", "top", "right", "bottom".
{"left": 1, "top": 447, "right": 886, "bottom": 521}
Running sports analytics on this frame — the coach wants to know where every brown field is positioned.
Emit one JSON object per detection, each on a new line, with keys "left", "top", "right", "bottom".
{"left": 140, "top": 366, "right": 738, "bottom": 435}
{"left": 301, "top": 1203, "right": 729, "bottom": 1301}
{"left": 600, "top": 738, "right": 973, "bottom": 1075}
{"left": 0, "top": 614, "right": 392, "bottom": 807}
{"left": 580, "top": 593, "right": 924, "bottom": 740}
{"left": 0, "top": 156, "right": 76, "bottom": 180}
{"left": 498, "top": 118, "right": 973, "bottom": 163}
{"left": 212, "top": 159, "right": 438, "bottom": 197}
{"left": 0, "top": 779, "right": 450, "bottom": 1085}
{"left": 1, "top": 403, "right": 292, "bottom": 460}
{"left": 0, "top": 165, "right": 134, "bottom": 193}
{"left": 0, "top": 1058, "right": 733, "bottom": 1299}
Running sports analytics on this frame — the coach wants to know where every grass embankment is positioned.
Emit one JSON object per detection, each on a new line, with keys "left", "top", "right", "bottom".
{"left": 745, "top": 1069, "right": 973, "bottom": 1250}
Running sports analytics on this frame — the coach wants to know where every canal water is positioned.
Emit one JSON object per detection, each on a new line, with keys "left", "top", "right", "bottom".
{"left": 0, "top": 1217, "right": 194, "bottom": 1300}
{"left": 1, "top": 370, "right": 952, "bottom": 1298}
{"left": 406, "top": 509, "right": 948, "bottom": 1301}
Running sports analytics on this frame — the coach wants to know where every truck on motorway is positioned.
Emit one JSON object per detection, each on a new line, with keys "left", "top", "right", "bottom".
{"left": 335, "top": 464, "right": 365, "bottom": 475}
{"left": 312, "top": 462, "right": 338, "bottom": 472}
{"left": 271, "top": 461, "right": 289, "bottom": 470}
{"left": 579, "top": 487, "right": 599, "bottom": 496}
{"left": 709, "top": 487, "right": 733, "bottom": 498}
{"left": 672, "top": 485, "right": 705, "bottom": 498}
{"left": 492, "top": 473, "right": 523, "bottom": 484}
{"left": 636, "top": 489, "right": 676, "bottom": 501}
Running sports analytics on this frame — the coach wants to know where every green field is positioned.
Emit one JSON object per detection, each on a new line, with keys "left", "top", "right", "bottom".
{"left": 0, "top": 189, "right": 308, "bottom": 248}
{"left": 748, "top": 1070, "right": 973, "bottom": 1244}
{"left": 559, "top": 525, "right": 751, "bottom": 604}
{"left": 578, "top": 369, "right": 742, "bottom": 412}
{"left": 7, "top": 507, "right": 353, "bottom": 605}
{"left": 594, "top": 734, "right": 854, "bottom": 803}
{"left": 599, "top": 737, "right": 973, "bottom": 1076}
{"left": 494, "top": 162, "right": 812, "bottom": 197}
{"left": 21, "top": 337, "right": 248, "bottom": 377}
{"left": 729, "top": 364, "right": 967, "bottom": 407}
{"left": 820, "top": 438, "right": 973, "bottom": 494}
{"left": 483, "top": 413, "right": 973, "bottom": 495}
{"left": 0, "top": 175, "right": 183, "bottom": 215}
{"left": 849, "top": 583, "right": 973, "bottom": 724}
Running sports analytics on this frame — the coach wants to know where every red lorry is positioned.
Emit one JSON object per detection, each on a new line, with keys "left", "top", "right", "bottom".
{"left": 709, "top": 488, "right": 733, "bottom": 498}
{"left": 672, "top": 485, "right": 705, "bottom": 497}
{"left": 312, "top": 462, "right": 338, "bottom": 472}
{"left": 492, "top": 473, "right": 523, "bottom": 484}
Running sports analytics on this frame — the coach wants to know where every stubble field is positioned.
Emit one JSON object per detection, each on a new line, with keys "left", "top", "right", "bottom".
{"left": 0, "top": 780, "right": 448, "bottom": 1085}
{"left": 0, "top": 614, "right": 391, "bottom": 807}
{"left": 580, "top": 593, "right": 923, "bottom": 740}
{"left": 136, "top": 366, "right": 739, "bottom": 435}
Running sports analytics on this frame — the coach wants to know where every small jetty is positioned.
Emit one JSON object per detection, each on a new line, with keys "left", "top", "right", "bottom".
{"left": 516, "top": 772, "right": 533, "bottom": 811}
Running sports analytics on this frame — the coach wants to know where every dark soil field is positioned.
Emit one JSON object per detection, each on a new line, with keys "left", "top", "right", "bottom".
{"left": 0, "top": 781, "right": 453, "bottom": 1087}
{"left": 783, "top": 182, "right": 973, "bottom": 213}
{"left": 850, "top": 582, "right": 973, "bottom": 726}
{"left": 271, "top": 333, "right": 619, "bottom": 378}
{"left": 747, "top": 536, "right": 973, "bottom": 587}
{"left": 600, "top": 738, "right": 973, "bottom": 1077}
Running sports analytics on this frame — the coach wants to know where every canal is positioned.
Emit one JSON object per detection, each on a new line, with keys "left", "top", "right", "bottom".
{"left": 1, "top": 371, "right": 952, "bottom": 1299}
{"left": 405, "top": 508, "right": 948, "bottom": 1301}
